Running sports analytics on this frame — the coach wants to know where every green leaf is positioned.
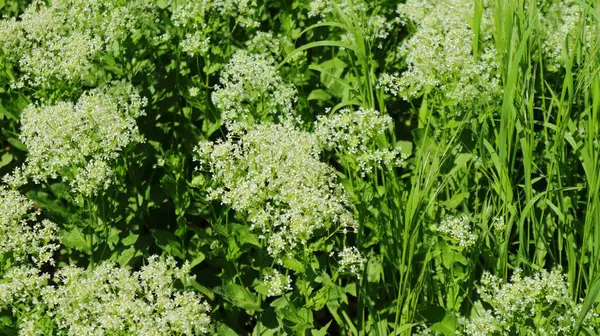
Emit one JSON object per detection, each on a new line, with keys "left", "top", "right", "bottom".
{"left": 367, "top": 257, "right": 383, "bottom": 283}
{"left": 278, "top": 40, "right": 361, "bottom": 69}
{"left": 430, "top": 312, "right": 459, "bottom": 335}
{"left": 215, "top": 284, "right": 263, "bottom": 312}
{"left": 216, "top": 322, "right": 238, "bottom": 336}
{"left": 271, "top": 296, "right": 289, "bottom": 310}
{"left": 311, "top": 321, "right": 332, "bottom": 336}
{"left": 156, "top": 0, "right": 169, "bottom": 9}
{"left": 6, "top": 138, "right": 26, "bottom": 152}
{"left": 201, "top": 118, "right": 221, "bottom": 137}
{"left": 189, "top": 252, "right": 205, "bottom": 268}
{"left": 26, "top": 190, "right": 69, "bottom": 215}
{"left": 282, "top": 256, "right": 306, "bottom": 273}
{"left": 106, "top": 227, "right": 120, "bottom": 248}
{"left": 0, "top": 317, "right": 17, "bottom": 336}
{"left": 280, "top": 306, "right": 312, "bottom": 332}
{"left": 115, "top": 246, "right": 138, "bottom": 267}
{"left": 232, "top": 224, "right": 260, "bottom": 247}
{"left": 121, "top": 232, "right": 139, "bottom": 246}
{"left": 442, "top": 192, "right": 470, "bottom": 209}
{"left": 204, "top": 62, "right": 223, "bottom": 75}
{"left": 62, "top": 228, "right": 92, "bottom": 255}
{"left": 397, "top": 141, "right": 413, "bottom": 157}
{"left": 307, "top": 285, "right": 330, "bottom": 310}
{"left": 574, "top": 277, "right": 600, "bottom": 335}
{"left": 0, "top": 152, "right": 12, "bottom": 168}
{"left": 152, "top": 230, "right": 186, "bottom": 259}
{"left": 307, "top": 89, "right": 332, "bottom": 101}
{"left": 252, "top": 321, "right": 279, "bottom": 336}
{"left": 254, "top": 283, "right": 270, "bottom": 297}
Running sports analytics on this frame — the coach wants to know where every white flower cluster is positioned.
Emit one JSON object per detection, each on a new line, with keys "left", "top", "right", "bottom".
{"left": 315, "top": 107, "right": 406, "bottom": 176}
{"left": 171, "top": 0, "right": 259, "bottom": 57}
{"left": 19, "top": 82, "right": 147, "bottom": 196}
{"left": 0, "top": 256, "right": 212, "bottom": 335}
{"left": 394, "top": 0, "right": 502, "bottom": 106}
{"left": 337, "top": 246, "right": 365, "bottom": 279}
{"left": 211, "top": 50, "right": 298, "bottom": 128}
{"left": 263, "top": 269, "right": 292, "bottom": 297}
{"left": 195, "top": 122, "right": 357, "bottom": 258}
{"left": 540, "top": 0, "right": 593, "bottom": 72}
{"left": 492, "top": 216, "right": 505, "bottom": 234}
{"left": 0, "top": 186, "right": 59, "bottom": 267}
{"left": 376, "top": 72, "right": 402, "bottom": 96}
{"left": 246, "top": 31, "right": 281, "bottom": 58}
{"left": 464, "top": 268, "right": 598, "bottom": 335}
{"left": 436, "top": 214, "right": 476, "bottom": 248}
{"left": 0, "top": 265, "right": 50, "bottom": 315}
{"left": 180, "top": 33, "right": 212, "bottom": 57}
{"left": 308, "top": 0, "right": 392, "bottom": 45}
{"left": 0, "top": 0, "right": 157, "bottom": 88}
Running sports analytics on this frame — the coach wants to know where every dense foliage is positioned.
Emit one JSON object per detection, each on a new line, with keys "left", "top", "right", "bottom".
{"left": 0, "top": 0, "right": 599, "bottom": 334}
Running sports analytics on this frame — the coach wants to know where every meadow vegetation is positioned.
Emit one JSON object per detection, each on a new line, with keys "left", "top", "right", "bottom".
{"left": 0, "top": 0, "right": 599, "bottom": 334}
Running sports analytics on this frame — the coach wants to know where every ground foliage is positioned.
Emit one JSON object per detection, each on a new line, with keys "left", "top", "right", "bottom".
{"left": 0, "top": 0, "right": 599, "bottom": 334}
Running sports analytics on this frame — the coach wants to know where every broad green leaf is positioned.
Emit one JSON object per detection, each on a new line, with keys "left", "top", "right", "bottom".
{"left": 62, "top": 228, "right": 92, "bottom": 255}
{"left": 216, "top": 322, "right": 238, "bottom": 336}
{"left": 121, "top": 232, "right": 139, "bottom": 246}
{"left": 307, "top": 89, "right": 332, "bottom": 101}
{"left": 367, "top": 257, "right": 383, "bottom": 283}
{"left": 152, "top": 230, "right": 186, "bottom": 259}
{"left": 215, "top": 284, "right": 263, "bottom": 312}
{"left": 430, "top": 313, "right": 459, "bottom": 335}
{"left": 6, "top": 138, "right": 26, "bottom": 152}
{"left": 283, "top": 256, "right": 306, "bottom": 273}
{"left": 0, "top": 152, "right": 12, "bottom": 168}
{"left": 107, "top": 227, "right": 120, "bottom": 248}
{"left": 307, "top": 285, "right": 330, "bottom": 310}
{"left": 233, "top": 224, "right": 260, "bottom": 247}
{"left": 442, "top": 192, "right": 470, "bottom": 209}
{"left": 115, "top": 246, "right": 138, "bottom": 267}
{"left": 311, "top": 321, "right": 332, "bottom": 336}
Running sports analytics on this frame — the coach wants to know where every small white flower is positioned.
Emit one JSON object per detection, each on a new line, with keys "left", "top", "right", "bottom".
{"left": 263, "top": 269, "right": 292, "bottom": 297}
{"left": 436, "top": 214, "right": 476, "bottom": 248}
{"left": 337, "top": 246, "right": 365, "bottom": 278}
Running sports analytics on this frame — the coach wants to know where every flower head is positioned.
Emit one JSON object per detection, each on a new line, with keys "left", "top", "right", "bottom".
{"left": 41, "top": 256, "right": 212, "bottom": 335}
{"left": 464, "top": 268, "right": 598, "bottom": 335}
{"left": 435, "top": 214, "right": 476, "bottom": 248}
{"left": 315, "top": 107, "right": 405, "bottom": 176}
{"left": 263, "top": 269, "right": 292, "bottom": 297}
{"left": 211, "top": 50, "right": 298, "bottom": 128}
{"left": 337, "top": 246, "right": 365, "bottom": 278}
{"left": 0, "top": 0, "right": 157, "bottom": 88}
{"left": 19, "top": 82, "right": 146, "bottom": 196}
{"left": 0, "top": 186, "right": 59, "bottom": 267}
{"left": 195, "top": 122, "right": 357, "bottom": 259}
{"left": 395, "top": 0, "right": 501, "bottom": 107}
